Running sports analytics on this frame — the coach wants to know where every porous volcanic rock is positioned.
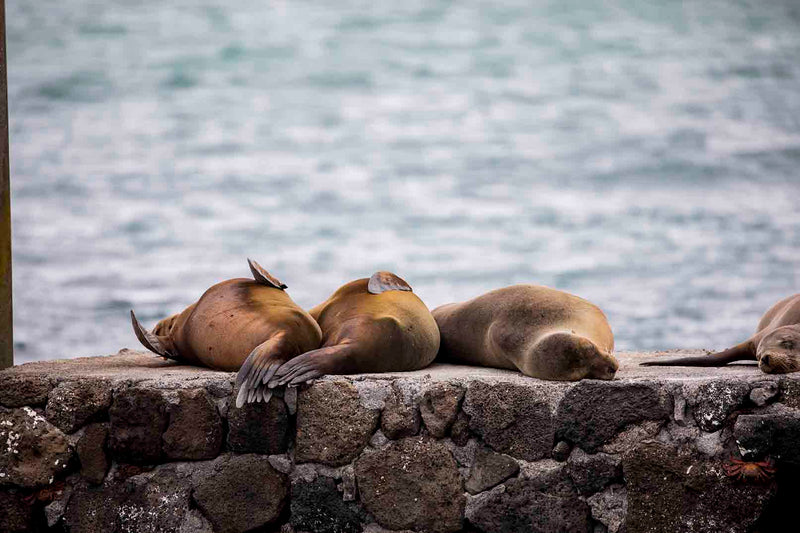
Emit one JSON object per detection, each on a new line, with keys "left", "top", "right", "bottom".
{"left": 691, "top": 380, "right": 750, "bottom": 432}
{"left": 465, "top": 449, "right": 520, "bottom": 495}
{"left": 163, "top": 388, "right": 222, "bottom": 460}
{"left": 556, "top": 381, "right": 670, "bottom": 452}
{"left": 0, "top": 489, "right": 34, "bottom": 532}
{"left": 291, "top": 476, "right": 365, "bottom": 533}
{"left": 296, "top": 381, "right": 380, "bottom": 466}
{"left": 0, "top": 406, "right": 72, "bottom": 487}
{"left": 381, "top": 382, "right": 421, "bottom": 440}
{"left": 733, "top": 407, "right": 800, "bottom": 464}
{"left": 623, "top": 441, "right": 775, "bottom": 533}
{"left": 192, "top": 454, "right": 288, "bottom": 533}
{"left": 109, "top": 387, "right": 169, "bottom": 464}
{"left": 420, "top": 382, "right": 464, "bottom": 438}
{"left": 355, "top": 437, "right": 464, "bottom": 533}
{"left": 565, "top": 448, "right": 622, "bottom": 496}
{"left": 77, "top": 422, "right": 109, "bottom": 484}
{"left": 463, "top": 382, "right": 562, "bottom": 461}
{"left": 227, "top": 393, "right": 289, "bottom": 455}
{"left": 45, "top": 379, "right": 112, "bottom": 434}
{"left": 0, "top": 373, "right": 54, "bottom": 407}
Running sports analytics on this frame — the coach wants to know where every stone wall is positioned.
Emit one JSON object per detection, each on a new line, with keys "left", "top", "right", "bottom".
{"left": 0, "top": 349, "right": 797, "bottom": 533}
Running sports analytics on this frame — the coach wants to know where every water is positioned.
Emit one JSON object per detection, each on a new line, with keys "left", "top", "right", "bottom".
{"left": 7, "top": 0, "right": 800, "bottom": 363}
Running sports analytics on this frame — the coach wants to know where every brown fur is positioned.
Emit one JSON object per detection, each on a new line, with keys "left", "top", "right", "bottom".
{"left": 433, "top": 285, "right": 618, "bottom": 381}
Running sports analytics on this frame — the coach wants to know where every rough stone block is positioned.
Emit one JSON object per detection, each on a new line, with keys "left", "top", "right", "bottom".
{"left": 587, "top": 485, "right": 626, "bottom": 533}
{"left": 0, "top": 374, "right": 54, "bottom": 407}
{"left": 565, "top": 449, "right": 622, "bottom": 496}
{"left": 556, "top": 381, "right": 670, "bottom": 452}
{"left": 0, "top": 489, "right": 34, "bottom": 533}
{"left": 355, "top": 437, "right": 464, "bottom": 533}
{"left": 227, "top": 393, "right": 289, "bottom": 455}
{"left": 465, "top": 449, "right": 520, "bottom": 494}
{"left": 733, "top": 407, "right": 800, "bottom": 464}
{"left": 623, "top": 441, "right": 775, "bottom": 533}
{"left": 163, "top": 388, "right": 222, "bottom": 460}
{"left": 381, "top": 382, "right": 421, "bottom": 440}
{"left": 291, "top": 476, "right": 365, "bottom": 533}
{"left": 420, "top": 382, "right": 464, "bottom": 438}
{"left": 749, "top": 382, "right": 778, "bottom": 407}
{"left": 296, "top": 381, "right": 380, "bottom": 466}
{"left": 77, "top": 422, "right": 109, "bottom": 484}
{"left": 450, "top": 410, "right": 471, "bottom": 446}
{"left": 464, "top": 382, "right": 561, "bottom": 461}
{"left": 45, "top": 379, "right": 112, "bottom": 434}
{"left": 691, "top": 381, "right": 750, "bottom": 432}
{"left": 109, "top": 387, "right": 169, "bottom": 464}
{"left": 192, "top": 454, "right": 288, "bottom": 533}
{"left": 0, "top": 406, "right": 72, "bottom": 487}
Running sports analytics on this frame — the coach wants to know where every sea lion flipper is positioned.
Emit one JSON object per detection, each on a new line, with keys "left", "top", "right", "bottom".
{"left": 368, "top": 271, "right": 412, "bottom": 294}
{"left": 234, "top": 337, "right": 287, "bottom": 408}
{"left": 271, "top": 345, "right": 355, "bottom": 387}
{"left": 640, "top": 341, "right": 756, "bottom": 367}
{"left": 130, "top": 310, "right": 179, "bottom": 361}
{"left": 247, "top": 258, "right": 288, "bottom": 290}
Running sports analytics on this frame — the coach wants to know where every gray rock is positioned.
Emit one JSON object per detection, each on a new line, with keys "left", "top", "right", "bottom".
{"left": 296, "top": 381, "right": 380, "bottom": 466}
{"left": 466, "top": 469, "right": 590, "bottom": 533}
{"left": 227, "top": 392, "right": 289, "bottom": 455}
{"left": 587, "top": 485, "right": 626, "bottom": 533}
{"left": 0, "top": 374, "right": 54, "bottom": 407}
{"left": 0, "top": 406, "right": 72, "bottom": 487}
{"left": 45, "top": 379, "right": 112, "bottom": 434}
{"left": 695, "top": 429, "right": 725, "bottom": 458}
{"left": 691, "top": 380, "right": 750, "bottom": 432}
{"left": 381, "top": 383, "right": 421, "bottom": 439}
{"left": 448, "top": 437, "right": 479, "bottom": 468}
{"left": 341, "top": 464, "right": 357, "bottom": 502}
{"left": 733, "top": 407, "right": 800, "bottom": 463}
{"left": 779, "top": 377, "right": 800, "bottom": 408}
{"left": 565, "top": 449, "right": 621, "bottom": 496}
{"left": 623, "top": 441, "right": 775, "bottom": 533}
{"left": 600, "top": 421, "right": 662, "bottom": 455}
{"left": 465, "top": 449, "right": 520, "bottom": 494}
{"left": 179, "top": 509, "right": 214, "bottom": 533}
{"left": 556, "top": 381, "right": 670, "bottom": 452}
{"left": 192, "top": 454, "right": 288, "bottom": 533}
{"left": 464, "top": 382, "right": 561, "bottom": 461}
{"left": 355, "top": 437, "right": 464, "bottom": 533}
{"left": 163, "top": 388, "right": 222, "bottom": 460}
{"left": 420, "top": 383, "right": 464, "bottom": 438}
{"left": 77, "top": 422, "right": 109, "bottom": 484}
{"left": 285, "top": 385, "right": 298, "bottom": 415}
{"left": 291, "top": 476, "right": 365, "bottom": 533}
{"left": 749, "top": 382, "right": 778, "bottom": 407}
{"left": 109, "top": 387, "right": 169, "bottom": 464}
{"left": 268, "top": 454, "right": 293, "bottom": 474}
{"left": 369, "top": 429, "right": 389, "bottom": 448}
{"left": 517, "top": 459, "right": 576, "bottom": 497}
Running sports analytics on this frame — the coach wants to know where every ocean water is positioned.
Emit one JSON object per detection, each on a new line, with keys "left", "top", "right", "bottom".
{"left": 6, "top": 0, "right": 800, "bottom": 363}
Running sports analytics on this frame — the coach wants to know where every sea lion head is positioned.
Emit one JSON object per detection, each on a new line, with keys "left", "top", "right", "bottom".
{"left": 531, "top": 332, "right": 618, "bottom": 381}
{"left": 757, "top": 325, "right": 800, "bottom": 374}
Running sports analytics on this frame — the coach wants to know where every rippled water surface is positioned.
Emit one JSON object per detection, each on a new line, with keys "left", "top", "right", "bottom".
{"left": 7, "top": 0, "right": 800, "bottom": 362}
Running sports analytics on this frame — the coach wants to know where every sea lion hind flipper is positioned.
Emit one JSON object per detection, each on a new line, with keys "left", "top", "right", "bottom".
{"left": 235, "top": 337, "right": 287, "bottom": 407}
{"left": 247, "top": 258, "right": 288, "bottom": 290}
{"left": 368, "top": 271, "right": 412, "bottom": 294}
{"left": 640, "top": 341, "right": 756, "bottom": 367}
{"left": 271, "top": 345, "right": 356, "bottom": 387}
{"left": 130, "top": 310, "right": 179, "bottom": 361}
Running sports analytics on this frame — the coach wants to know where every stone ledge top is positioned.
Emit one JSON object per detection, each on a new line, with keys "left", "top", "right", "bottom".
{"left": 1, "top": 348, "right": 794, "bottom": 388}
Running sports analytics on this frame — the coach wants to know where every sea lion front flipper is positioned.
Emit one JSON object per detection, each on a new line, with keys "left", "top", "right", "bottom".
{"left": 640, "top": 341, "right": 756, "bottom": 367}
{"left": 234, "top": 336, "right": 291, "bottom": 408}
{"left": 247, "top": 258, "right": 288, "bottom": 290}
{"left": 130, "top": 310, "right": 179, "bottom": 361}
{"left": 367, "top": 271, "right": 412, "bottom": 294}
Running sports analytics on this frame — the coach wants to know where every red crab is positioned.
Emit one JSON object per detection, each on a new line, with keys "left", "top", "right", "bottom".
{"left": 722, "top": 457, "right": 776, "bottom": 483}
{"left": 22, "top": 480, "right": 66, "bottom": 505}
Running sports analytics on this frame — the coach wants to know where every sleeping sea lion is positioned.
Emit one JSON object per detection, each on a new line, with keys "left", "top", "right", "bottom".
{"left": 267, "top": 271, "right": 440, "bottom": 387}
{"left": 641, "top": 293, "right": 800, "bottom": 373}
{"left": 432, "top": 285, "right": 618, "bottom": 381}
{"left": 130, "top": 259, "right": 322, "bottom": 406}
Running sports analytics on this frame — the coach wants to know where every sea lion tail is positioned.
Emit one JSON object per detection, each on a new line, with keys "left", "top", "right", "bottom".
{"left": 247, "top": 258, "right": 287, "bottom": 290}
{"left": 130, "top": 310, "right": 180, "bottom": 361}
{"left": 235, "top": 336, "right": 292, "bottom": 408}
{"left": 640, "top": 341, "right": 756, "bottom": 367}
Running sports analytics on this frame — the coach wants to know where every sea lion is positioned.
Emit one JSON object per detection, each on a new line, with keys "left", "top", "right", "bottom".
{"left": 130, "top": 259, "right": 322, "bottom": 406}
{"left": 432, "top": 285, "right": 618, "bottom": 380}
{"left": 268, "top": 271, "right": 440, "bottom": 387}
{"left": 641, "top": 294, "right": 800, "bottom": 373}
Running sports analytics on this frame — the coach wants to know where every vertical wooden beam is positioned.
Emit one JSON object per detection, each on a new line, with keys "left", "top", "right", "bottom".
{"left": 0, "top": 0, "right": 12, "bottom": 369}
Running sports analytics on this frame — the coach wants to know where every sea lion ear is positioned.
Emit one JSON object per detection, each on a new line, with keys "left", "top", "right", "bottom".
{"left": 368, "top": 271, "right": 412, "bottom": 294}
{"left": 247, "top": 258, "right": 288, "bottom": 290}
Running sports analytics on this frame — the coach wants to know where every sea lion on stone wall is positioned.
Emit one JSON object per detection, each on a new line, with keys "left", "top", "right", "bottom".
{"left": 432, "top": 285, "right": 618, "bottom": 381}
{"left": 267, "top": 271, "right": 440, "bottom": 387}
{"left": 641, "top": 294, "right": 800, "bottom": 373}
{"left": 130, "top": 259, "right": 322, "bottom": 406}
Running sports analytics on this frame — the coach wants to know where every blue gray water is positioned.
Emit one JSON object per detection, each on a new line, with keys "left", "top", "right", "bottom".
{"left": 7, "top": 0, "right": 800, "bottom": 363}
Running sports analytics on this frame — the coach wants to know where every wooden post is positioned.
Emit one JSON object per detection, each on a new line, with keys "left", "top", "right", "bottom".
{"left": 0, "top": 0, "right": 12, "bottom": 369}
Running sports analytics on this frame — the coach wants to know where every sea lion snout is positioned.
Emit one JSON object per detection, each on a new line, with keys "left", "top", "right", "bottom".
{"left": 757, "top": 326, "right": 800, "bottom": 374}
